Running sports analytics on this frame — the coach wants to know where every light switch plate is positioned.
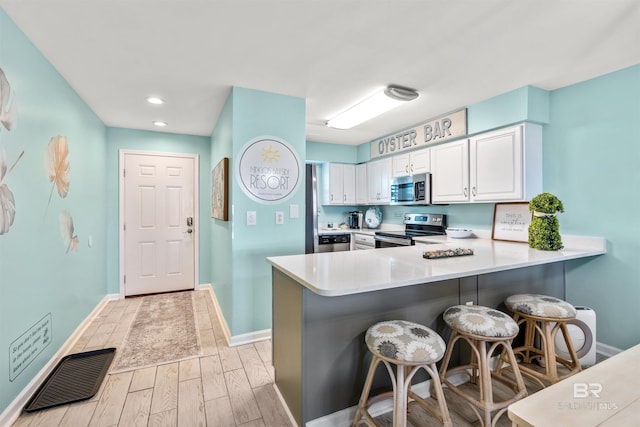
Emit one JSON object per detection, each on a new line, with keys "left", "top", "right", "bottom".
{"left": 247, "top": 211, "right": 257, "bottom": 226}
{"left": 275, "top": 211, "right": 284, "bottom": 225}
{"left": 289, "top": 204, "right": 299, "bottom": 219}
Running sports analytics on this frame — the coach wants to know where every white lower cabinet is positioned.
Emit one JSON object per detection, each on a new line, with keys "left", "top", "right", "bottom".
{"left": 431, "top": 123, "right": 542, "bottom": 203}
{"left": 353, "top": 233, "right": 375, "bottom": 250}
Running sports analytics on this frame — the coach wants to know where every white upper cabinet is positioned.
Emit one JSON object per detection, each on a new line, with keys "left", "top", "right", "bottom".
{"left": 323, "top": 163, "right": 356, "bottom": 205}
{"left": 392, "top": 148, "right": 431, "bottom": 177}
{"left": 355, "top": 163, "right": 368, "bottom": 205}
{"left": 431, "top": 123, "right": 542, "bottom": 203}
{"left": 430, "top": 139, "right": 470, "bottom": 203}
{"left": 367, "top": 157, "right": 392, "bottom": 204}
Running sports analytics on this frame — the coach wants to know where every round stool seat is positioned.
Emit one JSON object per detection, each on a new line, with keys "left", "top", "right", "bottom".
{"left": 443, "top": 305, "right": 519, "bottom": 338}
{"left": 505, "top": 294, "right": 576, "bottom": 319}
{"left": 365, "top": 320, "right": 446, "bottom": 364}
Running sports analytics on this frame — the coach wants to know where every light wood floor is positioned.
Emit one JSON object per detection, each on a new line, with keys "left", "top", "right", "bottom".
{"left": 12, "top": 290, "right": 294, "bottom": 427}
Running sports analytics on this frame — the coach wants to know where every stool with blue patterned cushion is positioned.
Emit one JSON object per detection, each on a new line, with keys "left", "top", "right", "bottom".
{"left": 498, "top": 294, "right": 582, "bottom": 387}
{"left": 439, "top": 305, "right": 527, "bottom": 427}
{"left": 352, "top": 320, "right": 452, "bottom": 427}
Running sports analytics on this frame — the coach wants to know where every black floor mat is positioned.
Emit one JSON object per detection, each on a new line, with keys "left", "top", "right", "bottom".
{"left": 24, "top": 348, "right": 116, "bottom": 412}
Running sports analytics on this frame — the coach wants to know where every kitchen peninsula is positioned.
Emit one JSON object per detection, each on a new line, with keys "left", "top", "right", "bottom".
{"left": 267, "top": 236, "right": 605, "bottom": 426}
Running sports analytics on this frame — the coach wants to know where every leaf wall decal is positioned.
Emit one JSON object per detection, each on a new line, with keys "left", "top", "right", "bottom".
{"left": 0, "top": 147, "right": 17, "bottom": 235}
{"left": 0, "top": 183, "right": 16, "bottom": 235}
{"left": 0, "top": 68, "right": 18, "bottom": 131}
{"left": 59, "top": 210, "right": 79, "bottom": 253}
{"left": 46, "top": 135, "right": 70, "bottom": 205}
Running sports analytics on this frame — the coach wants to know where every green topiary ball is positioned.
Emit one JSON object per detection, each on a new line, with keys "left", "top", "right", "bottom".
{"left": 528, "top": 193, "right": 564, "bottom": 250}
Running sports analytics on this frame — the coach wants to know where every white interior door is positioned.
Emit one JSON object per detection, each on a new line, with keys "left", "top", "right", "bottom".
{"left": 122, "top": 152, "right": 197, "bottom": 296}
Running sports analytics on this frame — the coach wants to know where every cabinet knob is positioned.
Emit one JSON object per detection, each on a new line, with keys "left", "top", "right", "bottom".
{"left": 410, "top": 164, "right": 413, "bottom": 173}
{"left": 472, "top": 186, "right": 477, "bottom": 197}
{"left": 464, "top": 187, "right": 468, "bottom": 197}
{"left": 405, "top": 166, "right": 409, "bottom": 173}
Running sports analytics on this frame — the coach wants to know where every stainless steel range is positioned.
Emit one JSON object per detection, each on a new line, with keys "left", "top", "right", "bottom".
{"left": 374, "top": 213, "right": 447, "bottom": 248}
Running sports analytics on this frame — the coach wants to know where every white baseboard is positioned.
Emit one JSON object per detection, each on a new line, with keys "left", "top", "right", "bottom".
{"left": 596, "top": 341, "right": 622, "bottom": 359}
{"left": 273, "top": 383, "right": 300, "bottom": 427}
{"left": 199, "top": 284, "right": 272, "bottom": 347}
{"left": 0, "top": 295, "right": 112, "bottom": 427}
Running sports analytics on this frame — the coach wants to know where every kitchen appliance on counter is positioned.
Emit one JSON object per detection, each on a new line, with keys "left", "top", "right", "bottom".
{"left": 374, "top": 213, "right": 447, "bottom": 248}
{"left": 348, "top": 211, "right": 363, "bottom": 229}
{"left": 390, "top": 173, "right": 431, "bottom": 205}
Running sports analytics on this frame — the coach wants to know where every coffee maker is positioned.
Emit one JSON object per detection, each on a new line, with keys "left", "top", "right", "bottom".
{"left": 348, "top": 211, "right": 363, "bottom": 229}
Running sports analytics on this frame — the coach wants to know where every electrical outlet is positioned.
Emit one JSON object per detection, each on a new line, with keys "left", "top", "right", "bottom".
{"left": 465, "top": 301, "right": 474, "bottom": 306}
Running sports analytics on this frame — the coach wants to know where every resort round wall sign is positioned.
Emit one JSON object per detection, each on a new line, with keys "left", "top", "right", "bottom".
{"left": 236, "top": 136, "right": 302, "bottom": 204}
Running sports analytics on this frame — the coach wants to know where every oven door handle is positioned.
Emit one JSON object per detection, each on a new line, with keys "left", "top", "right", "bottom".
{"left": 374, "top": 235, "right": 412, "bottom": 246}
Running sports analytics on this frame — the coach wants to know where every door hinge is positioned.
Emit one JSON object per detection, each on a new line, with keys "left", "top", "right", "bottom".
{"left": 124, "top": 275, "right": 126, "bottom": 284}
{"left": 123, "top": 223, "right": 126, "bottom": 231}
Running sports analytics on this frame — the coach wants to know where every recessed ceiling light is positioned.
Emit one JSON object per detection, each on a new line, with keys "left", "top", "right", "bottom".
{"left": 326, "top": 86, "right": 419, "bottom": 130}
{"left": 146, "top": 97, "right": 164, "bottom": 105}
{"left": 153, "top": 121, "right": 168, "bottom": 127}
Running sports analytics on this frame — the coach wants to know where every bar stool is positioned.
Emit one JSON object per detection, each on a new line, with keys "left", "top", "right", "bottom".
{"left": 439, "top": 305, "right": 527, "bottom": 427}
{"left": 352, "top": 320, "right": 452, "bottom": 427}
{"left": 500, "top": 294, "right": 582, "bottom": 387}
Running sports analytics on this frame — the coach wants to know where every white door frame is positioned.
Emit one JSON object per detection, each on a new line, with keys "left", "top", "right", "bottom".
{"left": 118, "top": 149, "right": 199, "bottom": 299}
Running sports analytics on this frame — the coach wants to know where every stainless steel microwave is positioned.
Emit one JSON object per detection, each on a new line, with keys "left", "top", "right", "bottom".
{"left": 390, "top": 173, "right": 431, "bottom": 205}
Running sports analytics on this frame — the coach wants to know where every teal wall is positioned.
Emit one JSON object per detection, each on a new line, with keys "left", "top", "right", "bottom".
{"left": 212, "top": 87, "right": 306, "bottom": 336}
{"left": 545, "top": 65, "right": 640, "bottom": 349}
{"left": 210, "top": 91, "right": 234, "bottom": 332}
{"left": 105, "top": 128, "right": 212, "bottom": 293}
{"left": 0, "top": 9, "right": 107, "bottom": 412}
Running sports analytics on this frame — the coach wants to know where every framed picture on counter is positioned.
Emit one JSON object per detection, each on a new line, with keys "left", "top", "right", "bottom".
{"left": 491, "top": 202, "right": 532, "bottom": 242}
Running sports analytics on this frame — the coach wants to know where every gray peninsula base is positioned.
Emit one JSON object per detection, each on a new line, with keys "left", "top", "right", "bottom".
{"left": 272, "top": 262, "right": 565, "bottom": 426}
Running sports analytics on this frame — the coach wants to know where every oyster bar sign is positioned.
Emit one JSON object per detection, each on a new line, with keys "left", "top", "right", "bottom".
{"left": 371, "top": 108, "right": 467, "bottom": 158}
{"left": 236, "top": 136, "right": 301, "bottom": 204}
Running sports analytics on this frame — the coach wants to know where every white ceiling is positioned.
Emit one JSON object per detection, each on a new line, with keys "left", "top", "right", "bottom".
{"left": 1, "top": 0, "right": 638, "bottom": 145}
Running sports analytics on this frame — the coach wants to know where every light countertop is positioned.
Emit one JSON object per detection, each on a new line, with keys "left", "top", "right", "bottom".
{"left": 509, "top": 343, "right": 640, "bottom": 426}
{"left": 267, "top": 235, "right": 606, "bottom": 296}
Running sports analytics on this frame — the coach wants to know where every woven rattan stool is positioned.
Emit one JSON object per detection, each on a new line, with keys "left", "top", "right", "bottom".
{"left": 439, "top": 305, "right": 527, "bottom": 427}
{"left": 499, "top": 294, "right": 582, "bottom": 387}
{"left": 352, "top": 320, "right": 452, "bottom": 427}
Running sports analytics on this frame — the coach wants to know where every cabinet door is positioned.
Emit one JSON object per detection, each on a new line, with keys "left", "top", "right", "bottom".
{"left": 367, "top": 160, "right": 381, "bottom": 203}
{"left": 410, "top": 148, "right": 430, "bottom": 174}
{"left": 470, "top": 125, "right": 523, "bottom": 202}
{"left": 367, "top": 158, "right": 391, "bottom": 203}
{"left": 392, "top": 153, "right": 410, "bottom": 178}
{"left": 430, "top": 139, "right": 469, "bottom": 203}
{"left": 343, "top": 164, "right": 356, "bottom": 204}
{"left": 355, "top": 163, "right": 368, "bottom": 205}
{"left": 328, "top": 163, "right": 344, "bottom": 204}
{"left": 377, "top": 157, "right": 392, "bottom": 202}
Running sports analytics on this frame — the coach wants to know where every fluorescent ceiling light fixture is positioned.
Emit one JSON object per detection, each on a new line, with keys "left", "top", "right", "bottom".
{"left": 153, "top": 121, "right": 168, "bottom": 127}
{"left": 146, "top": 97, "right": 165, "bottom": 105}
{"left": 326, "top": 86, "right": 419, "bottom": 130}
